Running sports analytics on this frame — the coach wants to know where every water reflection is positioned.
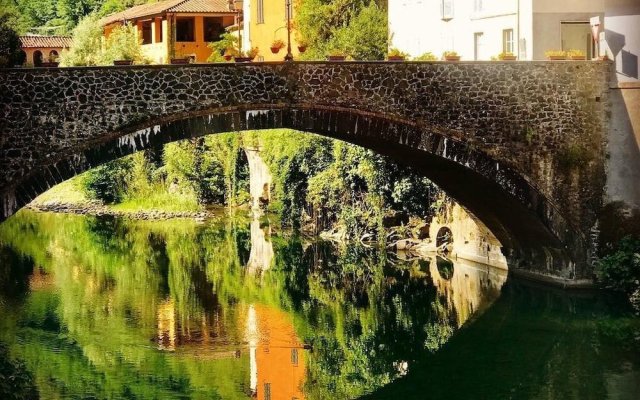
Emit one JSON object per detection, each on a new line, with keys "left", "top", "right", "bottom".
{"left": 0, "top": 211, "right": 637, "bottom": 399}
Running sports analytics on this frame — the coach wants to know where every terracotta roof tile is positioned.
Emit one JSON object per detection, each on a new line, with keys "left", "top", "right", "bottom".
{"left": 20, "top": 36, "right": 73, "bottom": 48}
{"left": 101, "top": 0, "right": 235, "bottom": 26}
{"left": 168, "top": 0, "right": 232, "bottom": 13}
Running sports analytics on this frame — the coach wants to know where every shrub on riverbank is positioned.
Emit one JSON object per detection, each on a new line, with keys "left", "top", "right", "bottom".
{"left": 597, "top": 236, "right": 640, "bottom": 311}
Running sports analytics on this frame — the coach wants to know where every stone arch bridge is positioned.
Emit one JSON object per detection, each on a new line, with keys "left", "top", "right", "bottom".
{"left": 0, "top": 61, "right": 611, "bottom": 284}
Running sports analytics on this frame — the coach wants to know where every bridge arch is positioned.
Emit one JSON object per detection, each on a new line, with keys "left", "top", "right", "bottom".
{"left": 0, "top": 62, "right": 611, "bottom": 283}
{"left": 5, "top": 104, "right": 580, "bottom": 277}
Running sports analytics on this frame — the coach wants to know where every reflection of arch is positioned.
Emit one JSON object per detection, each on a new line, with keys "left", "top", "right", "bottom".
{"left": 436, "top": 256, "right": 454, "bottom": 280}
{"left": 436, "top": 227, "right": 453, "bottom": 248}
{"left": 2, "top": 106, "right": 579, "bottom": 275}
{"left": 48, "top": 50, "right": 59, "bottom": 62}
{"left": 33, "top": 50, "right": 43, "bottom": 67}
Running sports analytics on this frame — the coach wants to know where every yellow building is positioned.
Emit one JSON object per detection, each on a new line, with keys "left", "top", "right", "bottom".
{"left": 242, "top": 0, "right": 303, "bottom": 61}
{"left": 100, "top": 0, "right": 239, "bottom": 64}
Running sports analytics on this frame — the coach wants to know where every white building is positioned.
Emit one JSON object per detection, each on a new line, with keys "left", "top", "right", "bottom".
{"left": 389, "top": 0, "right": 605, "bottom": 60}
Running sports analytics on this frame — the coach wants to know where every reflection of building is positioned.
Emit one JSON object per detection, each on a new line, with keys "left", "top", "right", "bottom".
{"left": 429, "top": 257, "right": 507, "bottom": 327}
{"left": 157, "top": 299, "right": 177, "bottom": 351}
{"left": 100, "top": 0, "right": 238, "bottom": 63}
{"left": 245, "top": 304, "right": 306, "bottom": 400}
{"left": 247, "top": 218, "right": 275, "bottom": 274}
{"left": 242, "top": 0, "right": 302, "bottom": 61}
{"left": 19, "top": 36, "right": 72, "bottom": 67}
{"left": 389, "top": 0, "right": 605, "bottom": 60}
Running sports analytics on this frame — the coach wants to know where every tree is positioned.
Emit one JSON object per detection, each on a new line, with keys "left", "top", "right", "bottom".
{"left": 59, "top": 14, "right": 103, "bottom": 66}
{"left": 99, "top": 22, "right": 149, "bottom": 64}
{"left": 0, "top": 14, "right": 23, "bottom": 67}
{"left": 296, "top": 0, "right": 388, "bottom": 60}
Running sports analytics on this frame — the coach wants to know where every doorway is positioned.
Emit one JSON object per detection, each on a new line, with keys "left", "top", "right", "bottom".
{"left": 561, "top": 22, "right": 593, "bottom": 59}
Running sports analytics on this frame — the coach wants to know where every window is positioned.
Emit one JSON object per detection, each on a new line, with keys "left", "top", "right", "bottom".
{"left": 503, "top": 29, "right": 514, "bottom": 54}
{"left": 204, "top": 17, "right": 224, "bottom": 42}
{"left": 291, "top": 348, "right": 298, "bottom": 366}
{"left": 473, "top": 0, "right": 483, "bottom": 13}
{"left": 440, "top": 0, "right": 454, "bottom": 21}
{"left": 176, "top": 18, "right": 195, "bottom": 42}
{"left": 141, "top": 20, "right": 153, "bottom": 44}
{"left": 264, "top": 383, "right": 271, "bottom": 400}
{"left": 474, "top": 32, "right": 484, "bottom": 60}
{"left": 257, "top": 0, "right": 264, "bottom": 24}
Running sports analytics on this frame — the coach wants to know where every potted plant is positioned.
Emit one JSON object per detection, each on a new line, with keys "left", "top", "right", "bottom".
{"left": 270, "top": 39, "right": 285, "bottom": 54}
{"left": 498, "top": 51, "right": 516, "bottom": 61}
{"left": 327, "top": 50, "right": 347, "bottom": 61}
{"left": 387, "top": 48, "right": 407, "bottom": 62}
{"left": 545, "top": 50, "right": 567, "bottom": 61}
{"left": 567, "top": 49, "right": 586, "bottom": 60}
{"left": 297, "top": 40, "right": 308, "bottom": 53}
{"left": 443, "top": 50, "right": 460, "bottom": 61}
{"left": 413, "top": 52, "right": 438, "bottom": 61}
{"left": 234, "top": 47, "right": 259, "bottom": 62}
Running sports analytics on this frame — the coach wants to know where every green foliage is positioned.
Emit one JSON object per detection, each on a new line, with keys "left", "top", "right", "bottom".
{"left": 0, "top": 14, "right": 23, "bottom": 67}
{"left": 81, "top": 156, "right": 133, "bottom": 203}
{"left": 413, "top": 52, "right": 438, "bottom": 61}
{"left": 296, "top": 0, "right": 388, "bottom": 60}
{"left": 59, "top": 13, "right": 103, "bottom": 66}
{"left": 558, "top": 143, "right": 593, "bottom": 170}
{"left": 0, "top": 342, "right": 38, "bottom": 400}
{"left": 207, "top": 32, "right": 238, "bottom": 62}
{"left": 597, "top": 236, "right": 640, "bottom": 310}
{"left": 99, "top": 22, "right": 149, "bottom": 64}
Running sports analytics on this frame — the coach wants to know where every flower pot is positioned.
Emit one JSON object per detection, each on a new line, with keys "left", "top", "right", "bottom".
{"left": 170, "top": 58, "right": 189, "bottom": 64}
{"left": 113, "top": 60, "right": 133, "bottom": 66}
{"left": 444, "top": 55, "right": 460, "bottom": 61}
{"left": 40, "top": 62, "right": 59, "bottom": 67}
{"left": 270, "top": 46, "right": 282, "bottom": 54}
{"left": 569, "top": 55, "right": 586, "bottom": 60}
{"left": 297, "top": 45, "right": 307, "bottom": 53}
{"left": 327, "top": 55, "right": 346, "bottom": 61}
{"left": 500, "top": 55, "right": 517, "bottom": 61}
{"left": 547, "top": 56, "right": 566, "bottom": 61}
{"left": 223, "top": 54, "right": 233, "bottom": 61}
{"left": 234, "top": 57, "right": 253, "bottom": 63}
{"left": 387, "top": 55, "right": 405, "bottom": 62}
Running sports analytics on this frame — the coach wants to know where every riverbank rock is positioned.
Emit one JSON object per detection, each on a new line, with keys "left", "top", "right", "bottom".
{"left": 26, "top": 201, "right": 214, "bottom": 221}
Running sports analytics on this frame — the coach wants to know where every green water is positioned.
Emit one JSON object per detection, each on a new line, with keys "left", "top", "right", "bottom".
{"left": 0, "top": 211, "right": 638, "bottom": 400}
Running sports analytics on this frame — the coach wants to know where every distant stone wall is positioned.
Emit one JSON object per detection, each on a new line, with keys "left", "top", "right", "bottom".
{"left": 0, "top": 61, "right": 611, "bottom": 282}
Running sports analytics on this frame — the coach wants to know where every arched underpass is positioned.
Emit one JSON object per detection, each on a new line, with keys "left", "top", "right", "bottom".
{"left": 0, "top": 62, "right": 611, "bottom": 283}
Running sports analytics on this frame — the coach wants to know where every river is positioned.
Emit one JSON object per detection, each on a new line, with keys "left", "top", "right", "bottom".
{"left": 0, "top": 210, "right": 638, "bottom": 399}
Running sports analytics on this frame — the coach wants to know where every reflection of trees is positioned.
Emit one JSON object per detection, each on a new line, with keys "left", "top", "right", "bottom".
{"left": 0, "top": 211, "right": 510, "bottom": 400}
{"left": 364, "top": 282, "right": 640, "bottom": 400}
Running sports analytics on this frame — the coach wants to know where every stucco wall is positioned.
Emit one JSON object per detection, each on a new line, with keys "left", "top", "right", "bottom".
{"left": 604, "top": 0, "right": 640, "bottom": 211}
{"left": 532, "top": 12, "right": 604, "bottom": 60}
{"left": 245, "top": 0, "right": 301, "bottom": 61}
